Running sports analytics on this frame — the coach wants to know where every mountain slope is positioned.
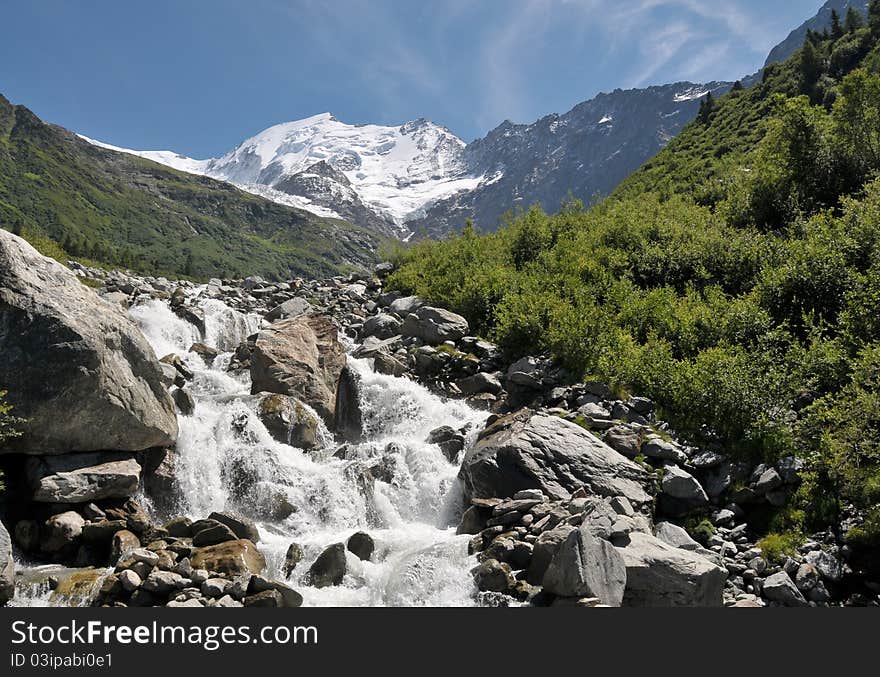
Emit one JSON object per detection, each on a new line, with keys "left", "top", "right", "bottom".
{"left": 0, "top": 95, "right": 381, "bottom": 280}
{"left": 765, "top": 0, "right": 869, "bottom": 66}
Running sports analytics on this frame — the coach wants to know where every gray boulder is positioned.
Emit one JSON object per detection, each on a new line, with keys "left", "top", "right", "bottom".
{"left": 27, "top": 453, "right": 141, "bottom": 503}
{"left": 265, "top": 298, "right": 312, "bottom": 323}
{"left": 0, "top": 521, "right": 13, "bottom": 605}
{"left": 460, "top": 410, "right": 651, "bottom": 505}
{"left": 334, "top": 365, "right": 363, "bottom": 443}
{"left": 361, "top": 314, "right": 403, "bottom": 340}
{"left": 0, "top": 230, "right": 178, "bottom": 454}
{"left": 389, "top": 295, "right": 425, "bottom": 316}
{"left": 256, "top": 393, "right": 321, "bottom": 451}
{"left": 542, "top": 526, "right": 626, "bottom": 606}
{"left": 616, "top": 532, "right": 727, "bottom": 607}
{"left": 763, "top": 571, "right": 809, "bottom": 607}
{"left": 250, "top": 314, "right": 346, "bottom": 424}
{"left": 401, "top": 307, "right": 469, "bottom": 345}
{"left": 661, "top": 465, "right": 709, "bottom": 506}
{"left": 308, "top": 543, "right": 347, "bottom": 588}
{"left": 654, "top": 522, "right": 703, "bottom": 552}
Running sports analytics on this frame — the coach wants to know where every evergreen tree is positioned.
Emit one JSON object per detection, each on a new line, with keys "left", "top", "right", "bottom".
{"left": 800, "top": 40, "right": 824, "bottom": 90}
{"left": 831, "top": 9, "right": 844, "bottom": 39}
{"left": 846, "top": 6, "right": 865, "bottom": 32}
{"left": 698, "top": 92, "right": 715, "bottom": 123}
{"left": 871, "top": 0, "right": 880, "bottom": 35}
{"left": 732, "top": 80, "right": 744, "bottom": 92}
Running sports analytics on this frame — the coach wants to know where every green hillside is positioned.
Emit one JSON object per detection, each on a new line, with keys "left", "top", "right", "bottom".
{"left": 389, "top": 7, "right": 880, "bottom": 550}
{"left": 0, "top": 94, "right": 382, "bottom": 280}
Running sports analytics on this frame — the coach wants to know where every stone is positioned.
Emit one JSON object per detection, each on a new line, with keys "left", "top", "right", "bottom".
{"left": 110, "top": 530, "right": 141, "bottom": 561}
{"left": 654, "top": 522, "right": 703, "bottom": 552}
{"left": 542, "top": 526, "right": 627, "bottom": 606}
{"left": 201, "top": 578, "right": 231, "bottom": 598}
{"left": 0, "top": 231, "right": 178, "bottom": 455}
{"left": 795, "top": 563, "right": 820, "bottom": 593}
{"left": 81, "top": 520, "right": 128, "bottom": 545}
{"left": 347, "top": 532, "right": 375, "bottom": 561}
{"left": 256, "top": 393, "right": 321, "bottom": 451}
{"left": 362, "top": 313, "right": 403, "bottom": 340}
{"left": 372, "top": 352, "right": 408, "bottom": 377}
{"left": 265, "top": 297, "right": 312, "bottom": 322}
{"left": 804, "top": 550, "right": 845, "bottom": 583}
{"left": 284, "top": 543, "right": 304, "bottom": 577}
{"left": 117, "top": 569, "right": 141, "bottom": 593}
{"left": 754, "top": 468, "right": 783, "bottom": 495}
{"left": 472, "top": 559, "right": 516, "bottom": 594}
{"left": 457, "top": 506, "right": 488, "bottom": 535}
{"left": 166, "top": 598, "right": 203, "bottom": 608}
{"left": 456, "top": 372, "right": 504, "bottom": 397}
{"left": 401, "top": 306, "right": 469, "bottom": 345}
{"left": 163, "top": 517, "right": 193, "bottom": 538}
{"left": 616, "top": 532, "right": 727, "bottom": 607}
{"left": 131, "top": 548, "right": 160, "bottom": 566}
{"left": 426, "top": 426, "right": 466, "bottom": 462}
{"left": 191, "top": 521, "right": 238, "bottom": 547}
{"left": 460, "top": 410, "right": 651, "bottom": 505}
{"left": 172, "top": 388, "right": 196, "bottom": 416}
{"left": 506, "top": 357, "right": 543, "bottom": 389}
{"left": 42, "top": 511, "right": 85, "bottom": 553}
{"left": 250, "top": 314, "right": 346, "bottom": 424}
{"left": 308, "top": 543, "right": 347, "bottom": 588}
{"left": 388, "top": 295, "right": 425, "bottom": 316}
{"left": 141, "top": 571, "right": 185, "bottom": 596}
{"left": 27, "top": 453, "right": 141, "bottom": 503}
{"left": 334, "top": 366, "right": 363, "bottom": 443}
{"left": 641, "top": 436, "right": 688, "bottom": 463}
{"left": 0, "top": 521, "right": 13, "bottom": 605}
{"left": 189, "top": 342, "right": 220, "bottom": 366}
{"left": 13, "top": 520, "right": 40, "bottom": 552}
{"left": 190, "top": 540, "right": 266, "bottom": 577}
{"left": 763, "top": 572, "right": 809, "bottom": 607}
{"left": 527, "top": 525, "right": 577, "bottom": 584}
{"left": 208, "top": 512, "right": 260, "bottom": 544}
{"left": 661, "top": 465, "right": 709, "bottom": 506}
{"left": 244, "top": 590, "right": 283, "bottom": 607}
{"left": 603, "top": 426, "right": 641, "bottom": 458}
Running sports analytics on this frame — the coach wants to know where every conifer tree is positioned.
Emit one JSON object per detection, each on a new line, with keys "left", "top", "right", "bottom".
{"left": 831, "top": 8, "right": 844, "bottom": 39}
{"left": 800, "top": 39, "right": 824, "bottom": 89}
{"left": 847, "top": 6, "right": 866, "bottom": 32}
{"left": 871, "top": 0, "right": 880, "bottom": 35}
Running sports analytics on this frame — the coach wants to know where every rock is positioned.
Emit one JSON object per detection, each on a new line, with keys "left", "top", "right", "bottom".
{"left": 191, "top": 521, "right": 238, "bottom": 547}
{"left": 763, "top": 572, "right": 809, "bottom": 607}
{"left": 191, "top": 540, "right": 266, "bottom": 577}
{"left": 347, "top": 532, "right": 374, "bottom": 561}
{"left": 118, "top": 569, "right": 142, "bottom": 592}
{"left": 42, "top": 511, "right": 85, "bottom": 553}
{"left": 528, "top": 525, "right": 577, "bottom": 584}
{"left": 641, "top": 436, "right": 688, "bottom": 463}
{"left": 389, "top": 295, "right": 425, "bottom": 316}
{"left": 461, "top": 410, "right": 651, "bottom": 505}
{"left": 401, "top": 306, "right": 469, "bottom": 345}
{"left": 172, "top": 388, "right": 196, "bottom": 416}
{"left": 426, "top": 426, "right": 466, "bottom": 463}
{"left": 284, "top": 543, "right": 304, "bottom": 577}
{"left": 131, "top": 548, "right": 160, "bottom": 566}
{"left": 616, "top": 532, "right": 727, "bottom": 607}
{"left": 0, "top": 231, "right": 178, "bottom": 454}
{"left": 795, "top": 564, "right": 820, "bottom": 593}
{"left": 27, "top": 453, "right": 141, "bottom": 503}
{"left": 244, "top": 590, "right": 284, "bottom": 607}
{"left": 141, "top": 571, "right": 185, "bottom": 596}
{"left": 166, "top": 598, "right": 203, "bottom": 608}
{"left": 804, "top": 550, "right": 845, "bottom": 583}
{"left": 208, "top": 512, "right": 260, "bottom": 544}
{"left": 0, "top": 521, "right": 13, "bottom": 605}
{"left": 265, "top": 298, "right": 312, "bottom": 323}
{"left": 362, "top": 313, "right": 403, "bottom": 340}
{"left": 13, "top": 520, "right": 40, "bottom": 552}
{"left": 372, "top": 352, "right": 408, "bottom": 377}
{"left": 654, "top": 522, "right": 703, "bottom": 552}
{"left": 542, "top": 526, "right": 626, "bottom": 606}
{"left": 334, "top": 366, "right": 363, "bottom": 443}
{"left": 110, "top": 530, "right": 141, "bottom": 561}
{"left": 603, "top": 426, "right": 641, "bottom": 458}
{"left": 249, "top": 576, "right": 303, "bottom": 608}
{"left": 163, "top": 516, "right": 193, "bottom": 538}
{"left": 81, "top": 520, "right": 128, "bottom": 545}
{"left": 472, "top": 559, "right": 516, "bottom": 594}
{"left": 250, "top": 314, "right": 346, "bottom": 424}
{"left": 189, "top": 342, "right": 220, "bottom": 366}
{"left": 159, "top": 363, "right": 180, "bottom": 388}
{"left": 660, "top": 465, "right": 709, "bottom": 506}
{"left": 456, "top": 372, "right": 503, "bottom": 396}
{"left": 308, "top": 543, "right": 347, "bottom": 588}
{"left": 506, "top": 357, "right": 543, "bottom": 389}
{"left": 256, "top": 393, "right": 321, "bottom": 451}
{"left": 457, "top": 506, "right": 488, "bottom": 535}
{"left": 201, "top": 578, "right": 231, "bottom": 598}
{"left": 754, "top": 468, "right": 783, "bottom": 495}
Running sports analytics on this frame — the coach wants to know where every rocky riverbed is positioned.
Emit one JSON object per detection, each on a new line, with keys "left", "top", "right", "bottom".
{"left": 0, "top": 229, "right": 878, "bottom": 608}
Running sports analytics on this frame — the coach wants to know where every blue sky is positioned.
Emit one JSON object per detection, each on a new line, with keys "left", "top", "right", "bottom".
{"left": 0, "top": 0, "right": 825, "bottom": 157}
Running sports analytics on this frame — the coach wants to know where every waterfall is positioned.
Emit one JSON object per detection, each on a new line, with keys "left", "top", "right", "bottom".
{"left": 127, "top": 293, "right": 488, "bottom": 607}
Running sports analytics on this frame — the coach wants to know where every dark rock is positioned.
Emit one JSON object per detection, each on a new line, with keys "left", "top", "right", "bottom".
{"left": 347, "top": 532, "right": 374, "bottom": 561}
{"left": 308, "top": 543, "right": 347, "bottom": 588}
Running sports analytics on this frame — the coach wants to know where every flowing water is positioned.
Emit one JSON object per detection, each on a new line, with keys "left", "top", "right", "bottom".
{"left": 117, "top": 293, "right": 487, "bottom": 607}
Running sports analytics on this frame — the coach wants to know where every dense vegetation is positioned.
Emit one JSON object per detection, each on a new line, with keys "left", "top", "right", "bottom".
{"left": 0, "top": 389, "right": 22, "bottom": 493}
{"left": 0, "top": 95, "right": 382, "bottom": 280}
{"left": 389, "top": 6, "right": 880, "bottom": 548}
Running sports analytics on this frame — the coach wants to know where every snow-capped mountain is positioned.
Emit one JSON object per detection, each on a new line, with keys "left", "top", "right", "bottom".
{"left": 82, "top": 82, "right": 730, "bottom": 239}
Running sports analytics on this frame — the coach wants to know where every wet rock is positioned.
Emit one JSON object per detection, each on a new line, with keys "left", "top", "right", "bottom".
{"left": 81, "top": 520, "right": 128, "bottom": 546}
{"left": 110, "top": 530, "right": 141, "bottom": 561}
{"left": 308, "top": 543, "right": 347, "bottom": 588}
{"left": 42, "top": 511, "right": 85, "bottom": 554}
{"left": 426, "top": 425, "right": 466, "bottom": 462}
{"left": 284, "top": 543, "right": 304, "bottom": 577}
{"left": 250, "top": 314, "right": 346, "bottom": 424}
{"left": 118, "top": 569, "right": 141, "bottom": 593}
{"left": 0, "top": 230, "right": 178, "bottom": 454}
{"left": 172, "top": 388, "right": 196, "bottom": 416}
{"left": 256, "top": 393, "right": 321, "bottom": 451}
{"left": 347, "top": 532, "right": 375, "bottom": 562}
{"left": 27, "top": 453, "right": 141, "bottom": 503}
{"left": 334, "top": 366, "right": 364, "bottom": 443}
{"left": 244, "top": 590, "right": 284, "bottom": 607}
{"left": 163, "top": 516, "right": 193, "bottom": 538}
{"left": 189, "top": 342, "right": 220, "bottom": 366}
{"left": 472, "top": 559, "right": 517, "bottom": 594}
{"left": 191, "top": 520, "right": 237, "bottom": 547}
{"left": 461, "top": 410, "right": 651, "bottom": 505}
{"left": 208, "top": 512, "right": 260, "bottom": 544}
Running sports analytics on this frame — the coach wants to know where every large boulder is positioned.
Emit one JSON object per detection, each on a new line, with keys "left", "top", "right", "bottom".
{"left": 0, "top": 230, "right": 177, "bottom": 454}
{"left": 0, "top": 521, "right": 14, "bottom": 605}
{"left": 401, "top": 306, "right": 469, "bottom": 345}
{"left": 334, "top": 365, "right": 363, "bottom": 443}
{"left": 460, "top": 410, "right": 651, "bottom": 505}
{"left": 26, "top": 453, "right": 141, "bottom": 503}
{"left": 265, "top": 298, "right": 312, "bottom": 323}
{"left": 250, "top": 314, "right": 346, "bottom": 424}
{"left": 542, "top": 526, "right": 626, "bottom": 606}
{"left": 615, "top": 532, "right": 727, "bottom": 607}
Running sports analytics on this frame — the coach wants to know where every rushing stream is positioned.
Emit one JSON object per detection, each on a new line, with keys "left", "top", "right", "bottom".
{"left": 15, "top": 291, "right": 488, "bottom": 607}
